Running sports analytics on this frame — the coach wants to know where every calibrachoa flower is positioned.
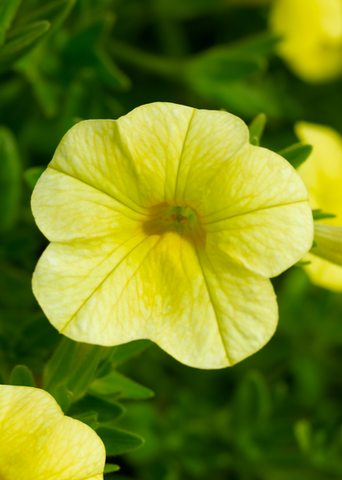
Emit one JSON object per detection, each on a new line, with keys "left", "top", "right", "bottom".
{"left": 269, "top": 0, "right": 342, "bottom": 82}
{"left": 32, "top": 102, "right": 313, "bottom": 368}
{"left": 296, "top": 121, "right": 342, "bottom": 291}
{"left": 0, "top": 385, "right": 105, "bottom": 480}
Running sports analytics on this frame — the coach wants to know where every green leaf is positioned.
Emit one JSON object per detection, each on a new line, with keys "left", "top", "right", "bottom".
{"left": 10, "top": 365, "right": 35, "bottom": 387}
{"left": 312, "top": 209, "right": 336, "bottom": 221}
{"left": 66, "top": 344, "right": 103, "bottom": 402}
{"left": 43, "top": 337, "right": 77, "bottom": 394}
{"left": 0, "top": 20, "right": 50, "bottom": 70}
{"left": 89, "top": 371, "right": 154, "bottom": 400}
{"left": 185, "top": 47, "right": 264, "bottom": 88}
{"left": 97, "top": 426, "right": 144, "bottom": 455}
{"left": 17, "top": 0, "right": 76, "bottom": 31}
{"left": 94, "top": 49, "right": 131, "bottom": 90}
{"left": 228, "top": 32, "right": 281, "bottom": 57}
{"left": 232, "top": 370, "right": 271, "bottom": 441}
{"left": 0, "top": 127, "right": 21, "bottom": 232}
{"left": 72, "top": 411, "right": 99, "bottom": 430}
{"left": 278, "top": 143, "right": 313, "bottom": 169}
{"left": 249, "top": 113, "right": 266, "bottom": 146}
{"left": 68, "top": 395, "right": 126, "bottom": 423}
{"left": 294, "top": 419, "right": 312, "bottom": 452}
{"left": 104, "top": 464, "right": 120, "bottom": 474}
{"left": 0, "top": 0, "right": 21, "bottom": 32}
{"left": 111, "top": 339, "right": 152, "bottom": 365}
{"left": 53, "top": 383, "right": 73, "bottom": 413}
{"left": 23, "top": 166, "right": 45, "bottom": 189}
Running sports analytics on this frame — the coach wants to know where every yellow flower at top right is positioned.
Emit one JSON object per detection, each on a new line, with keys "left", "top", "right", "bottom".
{"left": 269, "top": 0, "right": 342, "bottom": 82}
{"left": 296, "top": 122, "right": 342, "bottom": 291}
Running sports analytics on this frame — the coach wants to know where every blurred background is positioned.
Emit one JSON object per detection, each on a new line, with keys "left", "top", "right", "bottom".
{"left": 1, "top": 0, "right": 342, "bottom": 479}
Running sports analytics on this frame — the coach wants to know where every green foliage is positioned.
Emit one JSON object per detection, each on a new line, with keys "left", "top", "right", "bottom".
{"left": 0, "top": 126, "right": 21, "bottom": 231}
{"left": 10, "top": 364, "right": 36, "bottom": 387}
{"left": 312, "top": 209, "right": 337, "bottom": 221}
{"left": 249, "top": 113, "right": 267, "bottom": 146}
{"left": 90, "top": 371, "right": 155, "bottom": 400}
{"left": 278, "top": 143, "right": 313, "bottom": 169}
{"left": 97, "top": 426, "right": 145, "bottom": 456}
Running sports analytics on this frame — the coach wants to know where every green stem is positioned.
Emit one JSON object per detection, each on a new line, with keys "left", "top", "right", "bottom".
{"left": 110, "top": 40, "right": 184, "bottom": 79}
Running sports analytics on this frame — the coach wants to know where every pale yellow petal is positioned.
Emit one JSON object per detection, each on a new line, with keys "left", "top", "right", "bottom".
{"left": 303, "top": 253, "right": 342, "bottom": 291}
{"left": 0, "top": 386, "right": 105, "bottom": 480}
{"left": 48, "top": 104, "right": 194, "bottom": 210}
{"left": 270, "top": 0, "right": 342, "bottom": 82}
{"left": 295, "top": 121, "right": 342, "bottom": 222}
{"left": 33, "top": 229, "right": 277, "bottom": 368}
{"left": 205, "top": 202, "right": 313, "bottom": 278}
{"left": 191, "top": 145, "right": 313, "bottom": 277}
{"left": 32, "top": 168, "right": 149, "bottom": 243}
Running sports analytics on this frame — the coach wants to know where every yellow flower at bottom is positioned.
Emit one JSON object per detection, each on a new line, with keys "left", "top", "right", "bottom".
{"left": 0, "top": 385, "right": 105, "bottom": 480}
{"left": 32, "top": 102, "right": 313, "bottom": 368}
{"left": 296, "top": 121, "right": 342, "bottom": 291}
{"left": 269, "top": 0, "right": 342, "bottom": 82}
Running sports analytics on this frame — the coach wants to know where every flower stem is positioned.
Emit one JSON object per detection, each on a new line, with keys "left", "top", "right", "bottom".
{"left": 110, "top": 40, "right": 184, "bottom": 79}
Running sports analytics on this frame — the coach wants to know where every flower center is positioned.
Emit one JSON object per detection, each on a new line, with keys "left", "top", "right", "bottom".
{"left": 143, "top": 204, "right": 205, "bottom": 242}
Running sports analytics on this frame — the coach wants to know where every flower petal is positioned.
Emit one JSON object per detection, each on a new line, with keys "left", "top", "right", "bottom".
{"left": 205, "top": 202, "right": 313, "bottom": 278}
{"left": 47, "top": 104, "right": 194, "bottom": 210}
{"left": 295, "top": 121, "right": 342, "bottom": 222}
{"left": 188, "top": 144, "right": 313, "bottom": 277}
{"left": 33, "top": 231, "right": 277, "bottom": 368}
{"left": 0, "top": 385, "right": 105, "bottom": 480}
{"left": 303, "top": 253, "right": 342, "bottom": 291}
{"left": 32, "top": 168, "right": 149, "bottom": 243}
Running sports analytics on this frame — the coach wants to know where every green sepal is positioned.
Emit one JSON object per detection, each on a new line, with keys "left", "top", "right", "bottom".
{"left": 43, "top": 337, "right": 77, "bottom": 394}
{"left": 23, "top": 166, "right": 45, "bottom": 189}
{"left": 278, "top": 143, "right": 313, "bottom": 169}
{"left": 68, "top": 394, "right": 126, "bottom": 423}
{"left": 312, "top": 209, "right": 336, "bottom": 221}
{"left": 0, "top": 20, "right": 50, "bottom": 70}
{"left": 66, "top": 344, "right": 103, "bottom": 402}
{"left": 72, "top": 411, "right": 99, "bottom": 430}
{"left": 104, "top": 464, "right": 120, "bottom": 474}
{"left": 10, "top": 365, "right": 36, "bottom": 387}
{"left": 0, "top": 126, "right": 21, "bottom": 232}
{"left": 97, "top": 426, "right": 145, "bottom": 456}
{"left": 89, "top": 371, "right": 154, "bottom": 400}
{"left": 249, "top": 113, "right": 266, "bottom": 146}
{"left": 0, "top": 0, "right": 21, "bottom": 33}
{"left": 53, "top": 383, "right": 73, "bottom": 413}
{"left": 295, "top": 260, "right": 311, "bottom": 267}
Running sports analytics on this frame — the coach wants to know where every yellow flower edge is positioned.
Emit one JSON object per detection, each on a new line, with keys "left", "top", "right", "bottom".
{"left": 296, "top": 121, "right": 342, "bottom": 291}
{"left": 32, "top": 102, "right": 313, "bottom": 369}
{"left": 269, "top": 0, "right": 342, "bottom": 82}
{"left": 0, "top": 385, "right": 105, "bottom": 480}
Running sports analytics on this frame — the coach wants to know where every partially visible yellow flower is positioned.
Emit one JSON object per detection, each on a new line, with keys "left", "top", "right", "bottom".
{"left": 269, "top": 0, "right": 342, "bottom": 82}
{"left": 0, "top": 385, "right": 105, "bottom": 480}
{"left": 32, "top": 102, "right": 313, "bottom": 369}
{"left": 296, "top": 121, "right": 342, "bottom": 291}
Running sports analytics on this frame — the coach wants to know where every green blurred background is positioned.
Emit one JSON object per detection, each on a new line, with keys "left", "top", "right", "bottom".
{"left": 1, "top": 0, "right": 342, "bottom": 479}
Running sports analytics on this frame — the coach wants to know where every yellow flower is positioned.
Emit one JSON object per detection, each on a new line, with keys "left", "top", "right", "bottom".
{"left": 32, "top": 102, "right": 313, "bottom": 368}
{"left": 269, "top": 0, "right": 342, "bottom": 82}
{"left": 296, "top": 121, "right": 342, "bottom": 291}
{"left": 0, "top": 385, "right": 105, "bottom": 480}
